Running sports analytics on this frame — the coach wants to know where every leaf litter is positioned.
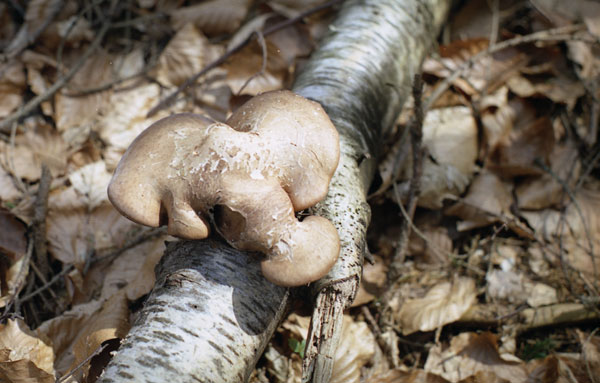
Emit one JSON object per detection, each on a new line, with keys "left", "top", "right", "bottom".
{"left": 0, "top": 0, "right": 599, "bottom": 382}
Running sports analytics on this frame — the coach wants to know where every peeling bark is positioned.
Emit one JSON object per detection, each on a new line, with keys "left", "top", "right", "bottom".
{"left": 98, "top": 0, "right": 449, "bottom": 382}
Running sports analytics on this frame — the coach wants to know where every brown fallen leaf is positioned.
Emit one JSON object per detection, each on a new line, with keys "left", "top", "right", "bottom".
{"left": 396, "top": 277, "right": 477, "bottom": 335}
{"left": 0, "top": 119, "right": 67, "bottom": 181}
{"left": 170, "top": 0, "right": 251, "bottom": 36}
{"left": 0, "top": 319, "right": 55, "bottom": 382}
{"left": 445, "top": 171, "right": 513, "bottom": 231}
{"left": 424, "top": 332, "right": 527, "bottom": 382}
{"left": 153, "top": 23, "right": 224, "bottom": 88}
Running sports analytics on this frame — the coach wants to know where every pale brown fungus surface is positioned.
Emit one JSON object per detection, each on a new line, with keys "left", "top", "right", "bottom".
{"left": 108, "top": 90, "right": 340, "bottom": 286}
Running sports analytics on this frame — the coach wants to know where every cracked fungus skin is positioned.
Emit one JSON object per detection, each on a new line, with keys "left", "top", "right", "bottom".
{"left": 108, "top": 90, "right": 341, "bottom": 286}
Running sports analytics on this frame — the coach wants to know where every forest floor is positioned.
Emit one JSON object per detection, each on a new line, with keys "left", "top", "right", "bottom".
{"left": 0, "top": 0, "right": 599, "bottom": 382}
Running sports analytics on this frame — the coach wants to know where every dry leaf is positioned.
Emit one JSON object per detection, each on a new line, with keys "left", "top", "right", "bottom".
{"left": 424, "top": 332, "right": 527, "bottom": 382}
{"left": 488, "top": 117, "right": 555, "bottom": 177}
{"left": 0, "top": 119, "right": 67, "bottom": 181}
{"left": 99, "top": 235, "right": 166, "bottom": 301}
{"left": 47, "top": 179, "right": 138, "bottom": 267}
{"left": 170, "top": 0, "right": 251, "bottom": 36}
{"left": 0, "top": 166, "right": 21, "bottom": 202}
{"left": 97, "top": 83, "right": 169, "bottom": 170}
{"left": 154, "top": 23, "right": 223, "bottom": 87}
{"left": 0, "top": 209, "right": 26, "bottom": 261}
{"left": 486, "top": 269, "right": 528, "bottom": 304}
{"left": 364, "top": 369, "right": 450, "bottom": 383}
{"left": 516, "top": 141, "right": 581, "bottom": 210}
{"left": 353, "top": 255, "right": 387, "bottom": 306}
{"left": 409, "top": 226, "right": 453, "bottom": 266}
{"left": 445, "top": 171, "right": 513, "bottom": 231}
{"left": 397, "top": 277, "right": 477, "bottom": 335}
{"left": 71, "top": 293, "right": 129, "bottom": 375}
{"left": 68, "top": 161, "right": 113, "bottom": 210}
{"left": 521, "top": 185, "right": 600, "bottom": 276}
{"left": 3, "top": 0, "right": 63, "bottom": 57}
{"left": 268, "top": 0, "right": 330, "bottom": 18}
{"left": 0, "top": 319, "right": 55, "bottom": 382}
{"left": 507, "top": 74, "right": 584, "bottom": 110}
{"left": 526, "top": 283, "right": 558, "bottom": 308}
{"left": 423, "top": 107, "right": 477, "bottom": 176}
{"left": 54, "top": 50, "right": 114, "bottom": 133}
{"left": 36, "top": 300, "right": 102, "bottom": 376}
{"left": 423, "top": 39, "right": 527, "bottom": 96}
{"left": 0, "top": 61, "right": 26, "bottom": 118}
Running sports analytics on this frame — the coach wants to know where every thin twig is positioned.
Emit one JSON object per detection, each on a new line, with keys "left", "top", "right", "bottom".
{"left": 424, "top": 24, "right": 588, "bottom": 111}
{"left": 535, "top": 158, "right": 598, "bottom": 293}
{"left": 0, "top": 14, "right": 113, "bottom": 133}
{"left": 57, "top": 342, "right": 109, "bottom": 383}
{"left": 92, "top": 226, "right": 167, "bottom": 265}
{"left": 1, "top": 241, "right": 33, "bottom": 319}
{"left": 32, "top": 164, "right": 52, "bottom": 279}
{"left": 20, "top": 265, "right": 74, "bottom": 303}
{"left": 4, "top": 0, "right": 66, "bottom": 60}
{"left": 147, "top": 0, "right": 344, "bottom": 117}
{"left": 387, "top": 75, "right": 424, "bottom": 283}
{"left": 64, "top": 69, "right": 150, "bottom": 96}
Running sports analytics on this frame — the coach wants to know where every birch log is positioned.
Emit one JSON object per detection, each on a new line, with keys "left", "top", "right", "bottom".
{"left": 98, "top": 0, "right": 449, "bottom": 382}
{"left": 293, "top": 1, "right": 449, "bottom": 381}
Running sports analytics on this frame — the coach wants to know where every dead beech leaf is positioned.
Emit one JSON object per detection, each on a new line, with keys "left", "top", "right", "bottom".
{"left": 224, "top": 43, "right": 286, "bottom": 95}
{"left": 364, "top": 369, "right": 450, "bottom": 383}
{"left": 353, "top": 254, "right": 387, "bottom": 306}
{"left": 54, "top": 50, "right": 114, "bottom": 133}
{"left": 445, "top": 171, "right": 513, "bottom": 231}
{"left": 99, "top": 235, "right": 166, "bottom": 301}
{"left": 423, "top": 39, "right": 527, "bottom": 95}
{"left": 488, "top": 117, "right": 555, "bottom": 177}
{"left": 36, "top": 300, "right": 102, "bottom": 376}
{"left": 424, "top": 332, "right": 527, "bottom": 382}
{"left": 0, "top": 165, "right": 21, "bottom": 202}
{"left": 521, "top": 185, "right": 600, "bottom": 277}
{"left": 397, "top": 277, "right": 477, "bottom": 335}
{"left": 0, "top": 120, "right": 67, "bottom": 181}
{"left": 68, "top": 161, "right": 113, "bottom": 210}
{"left": 154, "top": 23, "right": 223, "bottom": 87}
{"left": 0, "top": 209, "right": 26, "bottom": 261}
{"left": 170, "top": 0, "right": 251, "bottom": 36}
{"left": 424, "top": 107, "right": 478, "bottom": 176}
{"left": 486, "top": 269, "right": 528, "bottom": 304}
{"left": 0, "top": 319, "right": 55, "bottom": 381}
{"left": 516, "top": 141, "right": 580, "bottom": 210}
{"left": 71, "top": 292, "right": 129, "bottom": 375}
{"left": 268, "top": 0, "right": 330, "bottom": 18}
{"left": 97, "top": 83, "right": 169, "bottom": 170}
{"left": 409, "top": 226, "right": 453, "bottom": 265}
{"left": 47, "top": 183, "right": 137, "bottom": 267}
{"left": 0, "top": 61, "right": 26, "bottom": 118}
{"left": 507, "top": 74, "right": 584, "bottom": 110}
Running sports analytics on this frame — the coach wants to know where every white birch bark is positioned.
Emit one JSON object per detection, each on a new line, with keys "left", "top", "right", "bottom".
{"left": 98, "top": 0, "right": 449, "bottom": 382}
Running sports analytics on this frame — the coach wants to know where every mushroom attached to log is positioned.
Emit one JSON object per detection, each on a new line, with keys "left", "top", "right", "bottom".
{"left": 107, "top": 90, "right": 341, "bottom": 286}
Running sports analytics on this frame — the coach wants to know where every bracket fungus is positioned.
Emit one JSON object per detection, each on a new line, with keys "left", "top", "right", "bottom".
{"left": 108, "top": 90, "right": 341, "bottom": 286}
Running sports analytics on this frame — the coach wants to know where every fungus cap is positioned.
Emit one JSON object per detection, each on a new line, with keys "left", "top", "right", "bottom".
{"left": 108, "top": 90, "right": 340, "bottom": 286}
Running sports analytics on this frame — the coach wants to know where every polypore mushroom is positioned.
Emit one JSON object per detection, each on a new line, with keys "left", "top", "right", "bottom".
{"left": 108, "top": 90, "right": 340, "bottom": 286}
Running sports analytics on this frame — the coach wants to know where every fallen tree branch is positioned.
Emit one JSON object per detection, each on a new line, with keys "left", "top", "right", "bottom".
{"left": 98, "top": 1, "right": 449, "bottom": 382}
